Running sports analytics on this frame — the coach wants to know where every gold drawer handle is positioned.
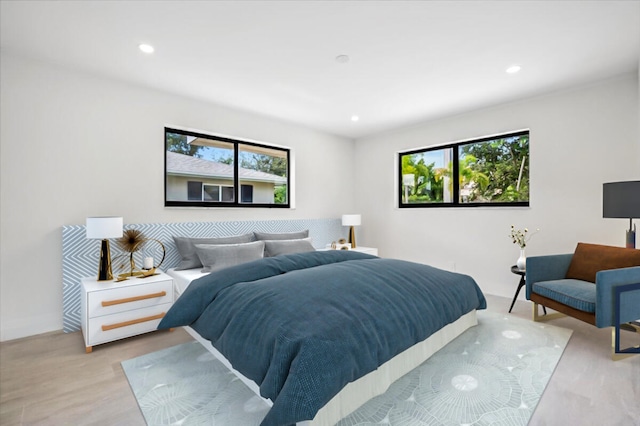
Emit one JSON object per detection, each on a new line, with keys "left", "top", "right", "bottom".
{"left": 101, "top": 291, "right": 167, "bottom": 307}
{"left": 101, "top": 313, "right": 165, "bottom": 331}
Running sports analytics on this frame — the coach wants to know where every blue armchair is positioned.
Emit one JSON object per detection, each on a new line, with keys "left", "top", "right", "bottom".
{"left": 525, "top": 243, "right": 640, "bottom": 359}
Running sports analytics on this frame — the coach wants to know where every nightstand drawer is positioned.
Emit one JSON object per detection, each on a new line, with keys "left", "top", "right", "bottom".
{"left": 87, "top": 279, "right": 173, "bottom": 318}
{"left": 86, "top": 303, "right": 171, "bottom": 346}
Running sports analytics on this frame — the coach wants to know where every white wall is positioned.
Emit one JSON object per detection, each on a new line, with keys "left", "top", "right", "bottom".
{"left": 0, "top": 53, "right": 356, "bottom": 341}
{"left": 2, "top": 52, "right": 638, "bottom": 341}
{"left": 354, "top": 73, "right": 639, "bottom": 302}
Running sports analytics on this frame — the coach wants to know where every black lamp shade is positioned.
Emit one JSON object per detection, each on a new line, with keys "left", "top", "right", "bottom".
{"left": 603, "top": 181, "right": 640, "bottom": 219}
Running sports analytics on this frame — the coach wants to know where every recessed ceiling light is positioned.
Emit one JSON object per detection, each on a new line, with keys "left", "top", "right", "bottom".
{"left": 506, "top": 65, "right": 521, "bottom": 74}
{"left": 336, "top": 55, "right": 350, "bottom": 64}
{"left": 139, "top": 44, "right": 155, "bottom": 54}
{"left": 351, "top": 115, "right": 359, "bottom": 122}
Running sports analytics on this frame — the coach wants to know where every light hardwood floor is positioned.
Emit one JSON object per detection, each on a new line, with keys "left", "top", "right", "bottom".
{"left": 1, "top": 295, "right": 638, "bottom": 425}
{"left": 0, "top": 327, "right": 193, "bottom": 425}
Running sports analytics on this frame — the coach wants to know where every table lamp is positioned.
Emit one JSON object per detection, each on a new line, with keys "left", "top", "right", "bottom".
{"left": 603, "top": 181, "right": 640, "bottom": 248}
{"left": 86, "top": 217, "right": 123, "bottom": 280}
{"left": 342, "top": 214, "right": 361, "bottom": 249}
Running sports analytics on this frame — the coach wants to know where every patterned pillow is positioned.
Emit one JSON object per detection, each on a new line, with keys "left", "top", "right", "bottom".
{"left": 173, "top": 233, "right": 255, "bottom": 270}
{"left": 194, "top": 241, "right": 265, "bottom": 273}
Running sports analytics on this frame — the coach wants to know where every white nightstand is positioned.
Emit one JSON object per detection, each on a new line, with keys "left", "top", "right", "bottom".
{"left": 351, "top": 246, "right": 378, "bottom": 256}
{"left": 319, "top": 246, "right": 379, "bottom": 256}
{"left": 80, "top": 271, "right": 174, "bottom": 353}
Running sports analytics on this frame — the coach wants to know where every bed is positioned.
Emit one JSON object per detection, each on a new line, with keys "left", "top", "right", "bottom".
{"left": 160, "top": 250, "right": 486, "bottom": 426}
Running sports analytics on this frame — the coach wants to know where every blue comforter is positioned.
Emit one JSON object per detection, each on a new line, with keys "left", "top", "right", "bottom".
{"left": 158, "top": 250, "right": 486, "bottom": 425}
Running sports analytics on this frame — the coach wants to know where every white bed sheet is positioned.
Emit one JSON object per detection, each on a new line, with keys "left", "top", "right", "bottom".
{"left": 168, "top": 266, "right": 478, "bottom": 425}
{"left": 167, "top": 267, "right": 208, "bottom": 296}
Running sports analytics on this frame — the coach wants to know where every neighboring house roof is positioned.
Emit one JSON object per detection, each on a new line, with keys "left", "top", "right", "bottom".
{"left": 166, "top": 151, "right": 287, "bottom": 184}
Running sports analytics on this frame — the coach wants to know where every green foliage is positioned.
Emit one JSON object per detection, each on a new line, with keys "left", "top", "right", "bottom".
{"left": 459, "top": 135, "right": 529, "bottom": 202}
{"left": 401, "top": 134, "right": 529, "bottom": 204}
{"left": 216, "top": 155, "right": 234, "bottom": 165}
{"left": 274, "top": 185, "right": 287, "bottom": 204}
{"left": 241, "top": 154, "right": 287, "bottom": 177}
{"left": 165, "top": 133, "right": 204, "bottom": 157}
{"left": 401, "top": 154, "right": 449, "bottom": 203}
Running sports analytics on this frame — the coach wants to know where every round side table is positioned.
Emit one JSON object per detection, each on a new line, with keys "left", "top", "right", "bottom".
{"left": 509, "top": 265, "right": 526, "bottom": 313}
{"left": 509, "top": 266, "right": 546, "bottom": 314}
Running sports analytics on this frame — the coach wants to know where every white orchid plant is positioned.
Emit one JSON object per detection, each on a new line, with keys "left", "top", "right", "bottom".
{"left": 509, "top": 225, "right": 539, "bottom": 248}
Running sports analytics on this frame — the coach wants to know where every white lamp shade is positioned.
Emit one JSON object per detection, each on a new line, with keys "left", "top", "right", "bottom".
{"left": 342, "top": 214, "right": 362, "bottom": 227}
{"left": 86, "top": 217, "right": 123, "bottom": 239}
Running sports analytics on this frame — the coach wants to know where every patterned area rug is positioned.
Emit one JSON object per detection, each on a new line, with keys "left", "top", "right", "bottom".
{"left": 122, "top": 311, "right": 572, "bottom": 425}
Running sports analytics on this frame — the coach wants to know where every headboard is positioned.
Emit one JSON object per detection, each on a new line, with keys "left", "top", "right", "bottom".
{"left": 62, "top": 218, "right": 342, "bottom": 332}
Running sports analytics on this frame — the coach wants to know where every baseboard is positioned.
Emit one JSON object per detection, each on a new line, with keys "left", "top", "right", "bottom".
{"left": 0, "top": 313, "right": 63, "bottom": 342}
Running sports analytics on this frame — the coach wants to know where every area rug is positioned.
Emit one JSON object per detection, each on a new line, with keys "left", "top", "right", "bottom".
{"left": 122, "top": 311, "right": 572, "bottom": 425}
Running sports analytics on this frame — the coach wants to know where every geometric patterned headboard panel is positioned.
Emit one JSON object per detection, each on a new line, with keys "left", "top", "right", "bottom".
{"left": 62, "top": 218, "right": 342, "bottom": 332}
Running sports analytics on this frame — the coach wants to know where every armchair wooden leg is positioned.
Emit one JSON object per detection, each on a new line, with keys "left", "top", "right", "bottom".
{"left": 532, "top": 302, "right": 563, "bottom": 322}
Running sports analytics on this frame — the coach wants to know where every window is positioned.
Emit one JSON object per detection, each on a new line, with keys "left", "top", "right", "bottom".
{"left": 240, "top": 184, "right": 254, "bottom": 203}
{"left": 399, "top": 130, "right": 529, "bottom": 208}
{"left": 203, "top": 184, "right": 234, "bottom": 202}
{"left": 165, "top": 128, "right": 290, "bottom": 208}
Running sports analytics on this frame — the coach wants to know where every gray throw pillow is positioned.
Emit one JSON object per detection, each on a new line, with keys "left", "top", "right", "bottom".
{"left": 173, "top": 233, "right": 255, "bottom": 270}
{"left": 254, "top": 230, "right": 309, "bottom": 241}
{"left": 194, "top": 241, "right": 265, "bottom": 273}
{"left": 263, "top": 238, "right": 315, "bottom": 257}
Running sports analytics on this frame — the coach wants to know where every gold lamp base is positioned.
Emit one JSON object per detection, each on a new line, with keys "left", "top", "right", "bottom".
{"left": 348, "top": 226, "right": 357, "bottom": 249}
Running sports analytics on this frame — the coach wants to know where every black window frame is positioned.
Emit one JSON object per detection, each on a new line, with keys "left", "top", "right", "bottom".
{"left": 165, "top": 127, "right": 290, "bottom": 208}
{"left": 398, "top": 130, "right": 530, "bottom": 208}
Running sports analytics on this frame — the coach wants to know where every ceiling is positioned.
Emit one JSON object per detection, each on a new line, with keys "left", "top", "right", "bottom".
{"left": 1, "top": 1, "right": 639, "bottom": 139}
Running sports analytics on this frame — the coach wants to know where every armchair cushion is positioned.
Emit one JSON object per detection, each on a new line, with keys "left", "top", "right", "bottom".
{"left": 532, "top": 279, "right": 596, "bottom": 313}
{"left": 565, "top": 242, "right": 640, "bottom": 283}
